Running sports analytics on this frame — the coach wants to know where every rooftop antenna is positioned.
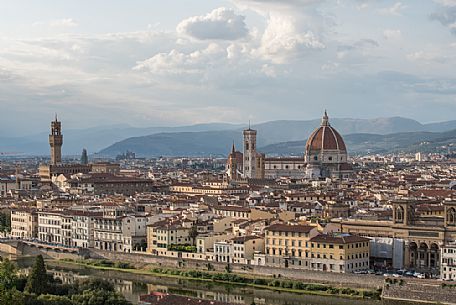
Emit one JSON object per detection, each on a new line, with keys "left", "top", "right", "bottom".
{"left": 248, "top": 120, "right": 251, "bottom": 129}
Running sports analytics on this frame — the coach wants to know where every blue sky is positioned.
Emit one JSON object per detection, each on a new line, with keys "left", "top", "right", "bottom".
{"left": 1, "top": 0, "right": 456, "bottom": 136}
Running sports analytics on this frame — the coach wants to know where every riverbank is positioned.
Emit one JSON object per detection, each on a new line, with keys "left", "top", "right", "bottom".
{"left": 382, "top": 279, "right": 456, "bottom": 305}
{"left": 49, "top": 258, "right": 382, "bottom": 300}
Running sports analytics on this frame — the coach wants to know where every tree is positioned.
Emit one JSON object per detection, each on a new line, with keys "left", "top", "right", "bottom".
{"left": 71, "top": 289, "right": 131, "bottom": 305}
{"left": 0, "top": 258, "right": 18, "bottom": 290}
{"left": 0, "top": 287, "right": 25, "bottom": 305}
{"left": 25, "top": 255, "right": 50, "bottom": 295}
{"left": 189, "top": 223, "right": 198, "bottom": 245}
{"left": 78, "top": 278, "right": 115, "bottom": 293}
{"left": 37, "top": 294, "right": 74, "bottom": 305}
{"left": 0, "top": 211, "right": 11, "bottom": 232}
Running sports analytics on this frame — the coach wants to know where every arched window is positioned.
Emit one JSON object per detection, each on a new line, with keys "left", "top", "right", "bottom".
{"left": 396, "top": 206, "right": 404, "bottom": 223}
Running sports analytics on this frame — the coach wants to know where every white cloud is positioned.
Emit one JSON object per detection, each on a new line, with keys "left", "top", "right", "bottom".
{"left": 134, "top": 43, "right": 226, "bottom": 75}
{"left": 406, "top": 51, "right": 448, "bottom": 63}
{"left": 256, "top": 15, "right": 325, "bottom": 64}
{"left": 177, "top": 8, "right": 249, "bottom": 40}
{"left": 379, "top": 2, "right": 407, "bottom": 16}
{"left": 383, "top": 29, "right": 402, "bottom": 40}
{"left": 50, "top": 18, "right": 78, "bottom": 27}
{"left": 261, "top": 64, "right": 277, "bottom": 77}
{"left": 434, "top": 0, "right": 456, "bottom": 7}
{"left": 233, "top": 0, "right": 320, "bottom": 13}
{"left": 431, "top": 4, "right": 456, "bottom": 35}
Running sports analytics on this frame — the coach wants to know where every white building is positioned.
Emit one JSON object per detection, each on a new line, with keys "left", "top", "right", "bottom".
{"left": 94, "top": 210, "right": 147, "bottom": 253}
{"left": 71, "top": 210, "right": 102, "bottom": 248}
{"left": 121, "top": 215, "right": 148, "bottom": 252}
{"left": 441, "top": 243, "right": 456, "bottom": 281}
{"left": 38, "top": 211, "right": 63, "bottom": 244}
{"left": 214, "top": 241, "right": 233, "bottom": 263}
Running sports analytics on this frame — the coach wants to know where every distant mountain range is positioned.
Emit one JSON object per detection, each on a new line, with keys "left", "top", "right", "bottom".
{"left": 99, "top": 118, "right": 456, "bottom": 157}
{"left": 0, "top": 123, "right": 242, "bottom": 156}
{"left": 261, "top": 129, "right": 456, "bottom": 156}
{"left": 1, "top": 117, "right": 456, "bottom": 156}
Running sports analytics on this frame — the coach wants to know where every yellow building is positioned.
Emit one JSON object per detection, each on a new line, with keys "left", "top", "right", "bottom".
{"left": 147, "top": 220, "right": 192, "bottom": 255}
{"left": 309, "top": 233, "right": 370, "bottom": 273}
{"left": 264, "top": 223, "right": 370, "bottom": 273}
{"left": 232, "top": 235, "right": 265, "bottom": 265}
{"left": 265, "top": 224, "right": 318, "bottom": 268}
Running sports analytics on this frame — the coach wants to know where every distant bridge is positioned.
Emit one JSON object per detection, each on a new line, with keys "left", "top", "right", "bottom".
{"left": 0, "top": 152, "right": 23, "bottom": 156}
{"left": 0, "top": 238, "right": 81, "bottom": 255}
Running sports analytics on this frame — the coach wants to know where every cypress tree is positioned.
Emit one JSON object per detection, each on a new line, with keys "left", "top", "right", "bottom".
{"left": 25, "top": 255, "right": 49, "bottom": 295}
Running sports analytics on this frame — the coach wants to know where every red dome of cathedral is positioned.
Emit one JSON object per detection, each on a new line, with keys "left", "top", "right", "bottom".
{"left": 305, "top": 111, "right": 346, "bottom": 153}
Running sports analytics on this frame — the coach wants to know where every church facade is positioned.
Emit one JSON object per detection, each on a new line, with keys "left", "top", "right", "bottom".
{"left": 226, "top": 111, "right": 352, "bottom": 180}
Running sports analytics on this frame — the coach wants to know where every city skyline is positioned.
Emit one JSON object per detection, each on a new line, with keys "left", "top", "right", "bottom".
{"left": 1, "top": 0, "right": 456, "bottom": 135}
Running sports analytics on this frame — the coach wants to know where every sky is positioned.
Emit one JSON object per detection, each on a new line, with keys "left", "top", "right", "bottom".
{"left": 1, "top": 0, "right": 456, "bottom": 136}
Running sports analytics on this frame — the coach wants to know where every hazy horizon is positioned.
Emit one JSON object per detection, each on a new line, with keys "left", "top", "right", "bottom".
{"left": 4, "top": 114, "right": 456, "bottom": 138}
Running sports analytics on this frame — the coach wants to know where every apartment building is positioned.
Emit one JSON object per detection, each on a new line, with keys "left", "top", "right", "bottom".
{"left": 121, "top": 215, "right": 148, "bottom": 252}
{"left": 10, "top": 209, "right": 38, "bottom": 239}
{"left": 196, "top": 233, "right": 233, "bottom": 254}
{"left": 441, "top": 243, "right": 456, "bottom": 280}
{"left": 214, "top": 241, "right": 232, "bottom": 263}
{"left": 308, "top": 233, "right": 370, "bottom": 273}
{"left": 71, "top": 210, "right": 103, "bottom": 248}
{"left": 93, "top": 215, "right": 123, "bottom": 252}
{"left": 147, "top": 219, "right": 193, "bottom": 255}
{"left": 38, "top": 211, "right": 63, "bottom": 244}
{"left": 232, "top": 235, "right": 264, "bottom": 265}
{"left": 264, "top": 223, "right": 318, "bottom": 268}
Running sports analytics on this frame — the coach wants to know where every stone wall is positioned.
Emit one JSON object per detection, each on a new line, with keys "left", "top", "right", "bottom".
{"left": 382, "top": 280, "right": 456, "bottom": 304}
{"left": 0, "top": 242, "right": 19, "bottom": 255}
{"left": 88, "top": 249, "right": 383, "bottom": 289}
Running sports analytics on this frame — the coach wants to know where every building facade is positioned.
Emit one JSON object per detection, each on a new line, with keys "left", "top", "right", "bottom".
{"left": 10, "top": 209, "right": 38, "bottom": 239}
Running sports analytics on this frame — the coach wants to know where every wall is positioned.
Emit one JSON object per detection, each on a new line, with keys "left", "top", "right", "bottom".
{"left": 88, "top": 249, "right": 383, "bottom": 289}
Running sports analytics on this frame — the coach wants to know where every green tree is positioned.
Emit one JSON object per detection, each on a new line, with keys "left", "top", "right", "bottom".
{"left": 0, "top": 287, "right": 25, "bottom": 305}
{"left": 189, "top": 223, "right": 198, "bottom": 245}
{"left": 78, "top": 278, "right": 115, "bottom": 292}
{"left": 25, "top": 255, "right": 49, "bottom": 295}
{"left": 0, "top": 211, "right": 11, "bottom": 232}
{"left": 0, "top": 258, "right": 18, "bottom": 290}
{"left": 71, "top": 289, "right": 131, "bottom": 305}
{"left": 37, "top": 294, "right": 74, "bottom": 305}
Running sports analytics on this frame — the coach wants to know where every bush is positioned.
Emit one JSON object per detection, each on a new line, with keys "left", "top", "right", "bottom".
{"left": 37, "top": 294, "right": 74, "bottom": 305}
{"left": 253, "top": 278, "right": 267, "bottom": 285}
{"left": 280, "top": 281, "right": 293, "bottom": 289}
{"left": 114, "top": 262, "right": 133, "bottom": 269}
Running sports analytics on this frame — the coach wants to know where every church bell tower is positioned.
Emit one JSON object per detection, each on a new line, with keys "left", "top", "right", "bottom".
{"left": 243, "top": 124, "right": 257, "bottom": 178}
{"left": 49, "top": 114, "right": 63, "bottom": 165}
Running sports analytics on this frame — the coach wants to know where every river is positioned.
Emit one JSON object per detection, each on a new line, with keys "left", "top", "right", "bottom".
{"left": 2, "top": 254, "right": 435, "bottom": 305}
